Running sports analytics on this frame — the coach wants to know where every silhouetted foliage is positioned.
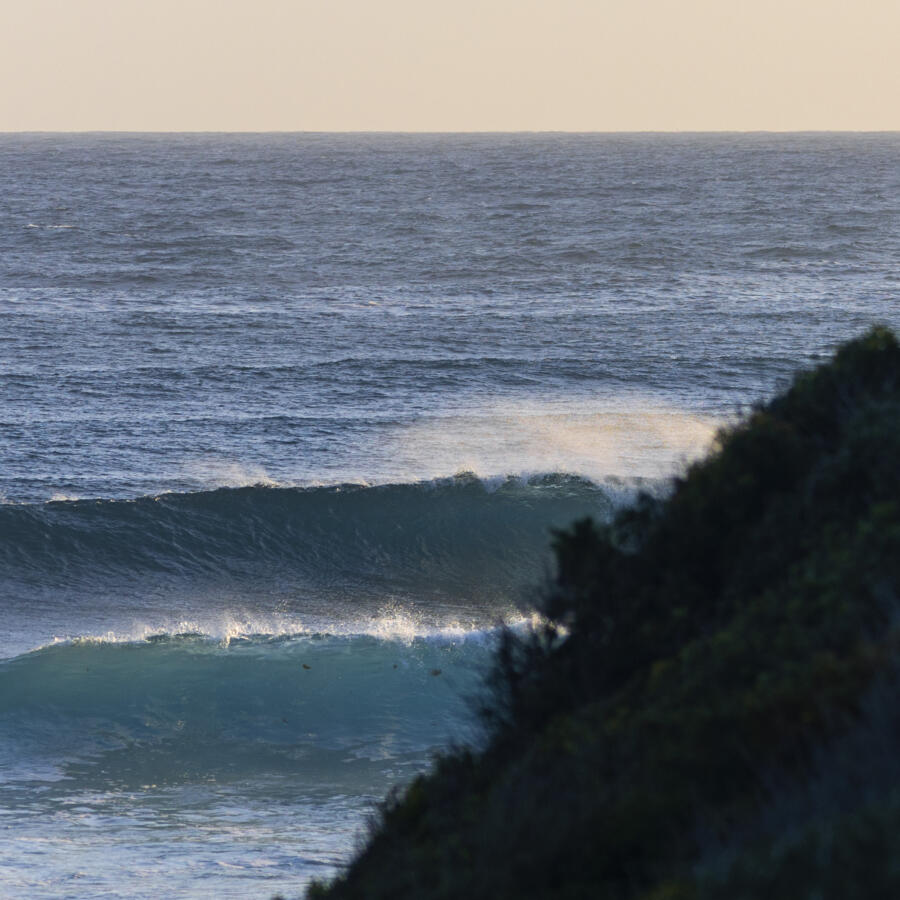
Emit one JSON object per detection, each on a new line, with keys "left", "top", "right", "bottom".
{"left": 307, "top": 326, "right": 900, "bottom": 900}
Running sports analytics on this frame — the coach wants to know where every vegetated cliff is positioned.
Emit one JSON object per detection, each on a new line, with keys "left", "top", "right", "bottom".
{"left": 308, "top": 326, "right": 900, "bottom": 900}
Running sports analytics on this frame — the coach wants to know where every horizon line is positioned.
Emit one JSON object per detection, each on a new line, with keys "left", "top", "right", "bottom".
{"left": 2, "top": 128, "right": 900, "bottom": 136}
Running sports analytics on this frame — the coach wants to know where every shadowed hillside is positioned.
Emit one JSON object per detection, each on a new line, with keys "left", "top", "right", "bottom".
{"left": 305, "top": 326, "right": 900, "bottom": 900}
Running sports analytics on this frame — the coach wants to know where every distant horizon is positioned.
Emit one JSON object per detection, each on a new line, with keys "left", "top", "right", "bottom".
{"left": 3, "top": 129, "right": 900, "bottom": 136}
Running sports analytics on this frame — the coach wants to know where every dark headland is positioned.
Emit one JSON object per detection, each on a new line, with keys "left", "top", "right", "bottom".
{"left": 303, "top": 326, "right": 900, "bottom": 900}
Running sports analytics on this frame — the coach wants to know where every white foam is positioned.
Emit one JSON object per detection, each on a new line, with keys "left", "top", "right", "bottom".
{"left": 38, "top": 606, "right": 522, "bottom": 653}
{"left": 176, "top": 459, "right": 281, "bottom": 490}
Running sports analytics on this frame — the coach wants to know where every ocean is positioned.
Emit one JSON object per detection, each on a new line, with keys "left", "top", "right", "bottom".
{"left": 1, "top": 133, "right": 898, "bottom": 898}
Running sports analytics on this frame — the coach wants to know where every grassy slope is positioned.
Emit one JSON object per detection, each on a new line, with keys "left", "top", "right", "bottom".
{"left": 308, "top": 327, "right": 900, "bottom": 900}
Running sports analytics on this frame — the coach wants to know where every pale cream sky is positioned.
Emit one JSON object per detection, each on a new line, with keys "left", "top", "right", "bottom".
{"left": 1, "top": 0, "right": 898, "bottom": 131}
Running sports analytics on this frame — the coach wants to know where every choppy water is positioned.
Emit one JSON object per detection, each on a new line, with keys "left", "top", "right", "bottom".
{"left": 1, "top": 133, "right": 898, "bottom": 898}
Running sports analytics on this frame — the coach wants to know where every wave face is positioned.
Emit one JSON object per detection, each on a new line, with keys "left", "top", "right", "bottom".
{"left": 0, "top": 630, "right": 492, "bottom": 791}
{"left": 0, "top": 473, "right": 605, "bottom": 788}
{"left": 0, "top": 474, "right": 615, "bottom": 593}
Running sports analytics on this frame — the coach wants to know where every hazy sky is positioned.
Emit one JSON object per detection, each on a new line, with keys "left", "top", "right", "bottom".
{"left": 2, "top": 0, "right": 898, "bottom": 131}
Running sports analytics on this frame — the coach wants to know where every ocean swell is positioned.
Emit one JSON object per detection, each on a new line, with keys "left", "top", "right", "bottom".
{"left": 0, "top": 474, "right": 616, "bottom": 593}
{"left": 0, "top": 630, "right": 492, "bottom": 791}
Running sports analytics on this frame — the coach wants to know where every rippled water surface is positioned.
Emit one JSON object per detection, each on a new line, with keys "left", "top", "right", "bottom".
{"left": 0, "top": 133, "right": 898, "bottom": 897}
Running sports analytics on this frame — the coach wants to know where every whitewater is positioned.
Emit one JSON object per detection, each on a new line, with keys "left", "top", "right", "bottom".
{"left": 1, "top": 133, "right": 898, "bottom": 898}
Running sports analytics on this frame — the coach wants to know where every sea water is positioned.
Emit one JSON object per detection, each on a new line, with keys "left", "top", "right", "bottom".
{"left": 0, "top": 133, "right": 898, "bottom": 898}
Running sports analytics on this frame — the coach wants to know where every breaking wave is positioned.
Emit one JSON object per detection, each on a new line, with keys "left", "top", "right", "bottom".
{"left": 0, "top": 629, "right": 495, "bottom": 791}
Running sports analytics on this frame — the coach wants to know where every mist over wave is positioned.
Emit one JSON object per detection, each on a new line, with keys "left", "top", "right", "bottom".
{"left": 0, "top": 395, "right": 721, "bottom": 505}
{"left": 386, "top": 398, "right": 720, "bottom": 485}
